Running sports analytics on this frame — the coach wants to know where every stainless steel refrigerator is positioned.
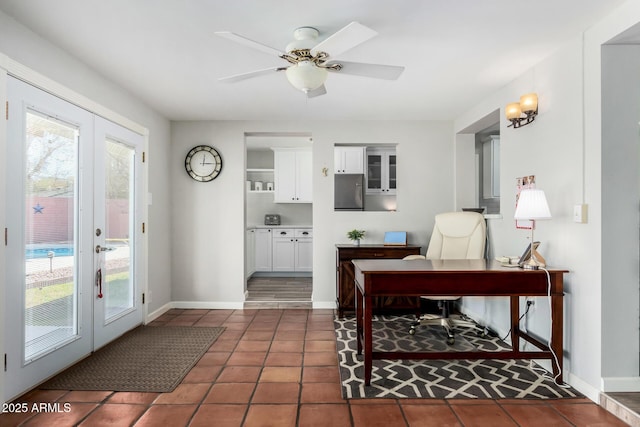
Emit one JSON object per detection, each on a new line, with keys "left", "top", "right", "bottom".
{"left": 334, "top": 174, "right": 364, "bottom": 210}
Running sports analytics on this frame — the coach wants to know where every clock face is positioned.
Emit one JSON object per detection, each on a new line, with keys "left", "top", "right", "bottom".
{"left": 185, "top": 145, "right": 222, "bottom": 182}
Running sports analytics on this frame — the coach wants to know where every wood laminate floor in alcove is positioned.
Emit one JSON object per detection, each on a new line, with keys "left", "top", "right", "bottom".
{"left": 245, "top": 277, "right": 312, "bottom": 309}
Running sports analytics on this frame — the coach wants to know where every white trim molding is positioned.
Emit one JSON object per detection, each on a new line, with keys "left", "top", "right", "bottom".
{"left": 602, "top": 376, "right": 640, "bottom": 393}
{"left": 0, "top": 53, "right": 148, "bottom": 136}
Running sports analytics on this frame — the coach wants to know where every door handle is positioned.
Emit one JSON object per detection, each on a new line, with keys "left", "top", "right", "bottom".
{"left": 96, "top": 268, "right": 103, "bottom": 299}
{"left": 95, "top": 245, "right": 115, "bottom": 253}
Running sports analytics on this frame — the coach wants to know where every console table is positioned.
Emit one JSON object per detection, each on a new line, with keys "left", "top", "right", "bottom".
{"left": 335, "top": 244, "right": 421, "bottom": 317}
{"left": 353, "top": 258, "right": 568, "bottom": 385}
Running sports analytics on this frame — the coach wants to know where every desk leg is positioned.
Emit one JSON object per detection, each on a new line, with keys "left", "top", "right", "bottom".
{"left": 363, "top": 294, "right": 373, "bottom": 386}
{"left": 510, "top": 296, "right": 520, "bottom": 353}
{"left": 551, "top": 275, "right": 564, "bottom": 384}
{"left": 355, "top": 284, "right": 363, "bottom": 355}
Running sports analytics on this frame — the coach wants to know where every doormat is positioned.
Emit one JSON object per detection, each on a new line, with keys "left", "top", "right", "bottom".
{"left": 41, "top": 325, "right": 224, "bottom": 393}
{"left": 335, "top": 315, "right": 581, "bottom": 399}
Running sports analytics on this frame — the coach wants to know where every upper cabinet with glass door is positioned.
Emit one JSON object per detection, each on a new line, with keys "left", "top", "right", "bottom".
{"left": 366, "top": 147, "right": 396, "bottom": 195}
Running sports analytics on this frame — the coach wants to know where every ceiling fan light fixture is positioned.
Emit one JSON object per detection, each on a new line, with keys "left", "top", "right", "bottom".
{"left": 285, "top": 61, "right": 328, "bottom": 92}
{"left": 286, "top": 27, "right": 320, "bottom": 52}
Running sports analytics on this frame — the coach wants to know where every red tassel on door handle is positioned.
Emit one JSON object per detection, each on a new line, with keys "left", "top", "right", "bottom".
{"left": 96, "top": 268, "right": 103, "bottom": 299}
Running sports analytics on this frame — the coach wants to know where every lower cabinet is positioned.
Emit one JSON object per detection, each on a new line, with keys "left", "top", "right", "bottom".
{"left": 335, "top": 244, "right": 421, "bottom": 317}
{"left": 272, "top": 230, "right": 295, "bottom": 271}
{"left": 294, "top": 232, "right": 312, "bottom": 271}
{"left": 254, "top": 227, "right": 312, "bottom": 273}
{"left": 245, "top": 229, "right": 256, "bottom": 278}
{"left": 254, "top": 228, "right": 273, "bottom": 271}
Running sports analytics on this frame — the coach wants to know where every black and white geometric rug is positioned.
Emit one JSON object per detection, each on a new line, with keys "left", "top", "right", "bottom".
{"left": 335, "top": 315, "right": 581, "bottom": 399}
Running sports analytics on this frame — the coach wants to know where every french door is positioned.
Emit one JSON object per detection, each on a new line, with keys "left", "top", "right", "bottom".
{"left": 4, "top": 77, "right": 144, "bottom": 400}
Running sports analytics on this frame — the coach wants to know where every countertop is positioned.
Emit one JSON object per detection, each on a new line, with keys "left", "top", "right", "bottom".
{"left": 248, "top": 225, "right": 312, "bottom": 229}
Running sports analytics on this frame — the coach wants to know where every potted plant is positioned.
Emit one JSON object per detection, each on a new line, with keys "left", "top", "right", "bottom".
{"left": 347, "top": 229, "right": 366, "bottom": 246}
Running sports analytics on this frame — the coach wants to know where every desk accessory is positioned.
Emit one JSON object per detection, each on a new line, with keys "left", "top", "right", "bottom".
{"left": 383, "top": 231, "right": 407, "bottom": 245}
{"left": 347, "top": 229, "right": 365, "bottom": 246}
{"left": 514, "top": 189, "right": 551, "bottom": 270}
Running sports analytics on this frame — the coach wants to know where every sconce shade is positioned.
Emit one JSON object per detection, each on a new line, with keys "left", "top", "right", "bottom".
{"left": 506, "top": 92, "right": 538, "bottom": 128}
{"left": 505, "top": 102, "right": 522, "bottom": 120}
{"left": 514, "top": 189, "right": 551, "bottom": 220}
{"left": 285, "top": 61, "right": 328, "bottom": 92}
{"left": 519, "top": 93, "right": 538, "bottom": 114}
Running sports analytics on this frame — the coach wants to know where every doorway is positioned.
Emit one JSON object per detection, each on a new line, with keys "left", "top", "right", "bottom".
{"left": 244, "top": 133, "right": 313, "bottom": 308}
{"left": 4, "top": 77, "right": 144, "bottom": 400}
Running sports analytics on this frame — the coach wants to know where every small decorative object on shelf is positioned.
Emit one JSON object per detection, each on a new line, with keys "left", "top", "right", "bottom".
{"left": 347, "top": 229, "right": 366, "bottom": 246}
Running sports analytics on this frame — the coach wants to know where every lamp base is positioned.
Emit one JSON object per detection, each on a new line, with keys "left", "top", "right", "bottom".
{"left": 522, "top": 263, "right": 539, "bottom": 270}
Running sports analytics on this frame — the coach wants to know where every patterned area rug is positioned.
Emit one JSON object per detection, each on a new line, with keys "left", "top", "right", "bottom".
{"left": 335, "top": 315, "right": 581, "bottom": 399}
{"left": 42, "top": 325, "right": 224, "bottom": 392}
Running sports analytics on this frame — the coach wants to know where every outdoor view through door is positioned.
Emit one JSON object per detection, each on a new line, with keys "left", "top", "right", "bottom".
{"left": 102, "top": 139, "right": 135, "bottom": 321}
{"left": 24, "top": 110, "right": 79, "bottom": 362}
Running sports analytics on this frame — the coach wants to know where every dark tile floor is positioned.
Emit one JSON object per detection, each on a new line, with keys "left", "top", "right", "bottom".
{"left": 0, "top": 309, "right": 628, "bottom": 426}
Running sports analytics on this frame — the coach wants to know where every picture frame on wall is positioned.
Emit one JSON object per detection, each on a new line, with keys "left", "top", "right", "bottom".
{"left": 515, "top": 175, "right": 535, "bottom": 229}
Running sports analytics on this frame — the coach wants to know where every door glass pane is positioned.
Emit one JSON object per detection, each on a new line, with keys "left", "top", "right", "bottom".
{"left": 24, "top": 110, "right": 79, "bottom": 362}
{"left": 104, "top": 139, "right": 135, "bottom": 321}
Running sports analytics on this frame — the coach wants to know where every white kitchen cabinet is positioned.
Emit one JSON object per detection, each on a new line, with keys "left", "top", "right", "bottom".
{"left": 268, "top": 228, "right": 312, "bottom": 272}
{"left": 245, "top": 229, "right": 256, "bottom": 278}
{"left": 254, "top": 228, "right": 273, "bottom": 271}
{"left": 272, "top": 229, "right": 296, "bottom": 272}
{"left": 334, "top": 146, "right": 365, "bottom": 174}
{"left": 273, "top": 148, "right": 312, "bottom": 203}
{"left": 294, "top": 229, "right": 313, "bottom": 271}
{"left": 366, "top": 147, "right": 397, "bottom": 195}
{"left": 254, "top": 227, "right": 312, "bottom": 273}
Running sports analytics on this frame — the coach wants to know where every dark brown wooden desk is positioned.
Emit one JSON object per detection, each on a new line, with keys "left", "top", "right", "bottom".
{"left": 353, "top": 258, "right": 567, "bottom": 386}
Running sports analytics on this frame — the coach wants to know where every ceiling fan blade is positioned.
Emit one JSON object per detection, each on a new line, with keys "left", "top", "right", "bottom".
{"left": 311, "top": 22, "right": 377, "bottom": 58}
{"left": 215, "top": 31, "right": 284, "bottom": 56}
{"left": 218, "top": 67, "right": 286, "bottom": 83}
{"left": 306, "top": 85, "right": 327, "bottom": 98}
{"left": 328, "top": 61, "right": 405, "bottom": 80}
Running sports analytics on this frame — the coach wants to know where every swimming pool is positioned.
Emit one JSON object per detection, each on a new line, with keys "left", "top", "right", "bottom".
{"left": 26, "top": 246, "right": 74, "bottom": 259}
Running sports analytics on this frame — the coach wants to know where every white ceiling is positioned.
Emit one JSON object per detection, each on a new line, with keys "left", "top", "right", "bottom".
{"left": 0, "top": 0, "right": 629, "bottom": 121}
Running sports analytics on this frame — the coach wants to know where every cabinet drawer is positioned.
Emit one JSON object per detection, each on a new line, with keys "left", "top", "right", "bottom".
{"left": 338, "top": 247, "right": 419, "bottom": 260}
{"left": 274, "top": 229, "right": 294, "bottom": 237}
{"left": 295, "top": 229, "right": 312, "bottom": 238}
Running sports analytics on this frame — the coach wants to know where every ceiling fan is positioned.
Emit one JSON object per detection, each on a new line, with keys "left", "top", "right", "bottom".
{"left": 215, "top": 22, "right": 405, "bottom": 98}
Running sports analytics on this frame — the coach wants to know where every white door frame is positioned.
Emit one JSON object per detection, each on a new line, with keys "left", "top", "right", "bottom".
{"left": 1, "top": 56, "right": 148, "bottom": 403}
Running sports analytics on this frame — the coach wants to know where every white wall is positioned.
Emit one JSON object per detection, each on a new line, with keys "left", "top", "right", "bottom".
{"left": 170, "top": 120, "right": 453, "bottom": 307}
{"left": 454, "top": 0, "right": 640, "bottom": 399}
{"left": 601, "top": 44, "right": 640, "bottom": 380}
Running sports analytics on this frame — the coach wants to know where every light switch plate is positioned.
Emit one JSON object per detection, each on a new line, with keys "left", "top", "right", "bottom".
{"left": 573, "top": 204, "right": 588, "bottom": 223}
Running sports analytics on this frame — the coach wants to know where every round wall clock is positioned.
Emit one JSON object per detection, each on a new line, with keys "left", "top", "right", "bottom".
{"left": 185, "top": 145, "right": 222, "bottom": 182}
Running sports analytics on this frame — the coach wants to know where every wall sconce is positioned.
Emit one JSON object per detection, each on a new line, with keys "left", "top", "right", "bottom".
{"left": 505, "top": 93, "right": 538, "bottom": 128}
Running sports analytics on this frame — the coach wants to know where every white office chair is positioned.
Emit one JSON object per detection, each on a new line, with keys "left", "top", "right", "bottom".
{"left": 409, "top": 211, "right": 486, "bottom": 344}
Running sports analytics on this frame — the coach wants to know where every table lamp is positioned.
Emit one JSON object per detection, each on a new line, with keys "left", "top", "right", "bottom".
{"left": 514, "top": 188, "right": 551, "bottom": 270}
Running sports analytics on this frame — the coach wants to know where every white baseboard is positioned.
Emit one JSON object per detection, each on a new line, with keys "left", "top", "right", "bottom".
{"left": 171, "top": 301, "right": 245, "bottom": 310}
{"left": 145, "top": 302, "right": 171, "bottom": 324}
{"left": 312, "top": 301, "right": 337, "bottom": 309}
{"left": 567, "top": 373, "right": 600, "bottom": 402}
{"left": 602, "top": 376, "right": 640, "bottom": 393}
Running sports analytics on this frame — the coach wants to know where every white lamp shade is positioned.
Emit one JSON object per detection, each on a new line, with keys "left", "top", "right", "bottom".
{"left": 514, "top": 189, "right": 551, "bottom": 220}
{"left": 285, "top": 61, "right": 328, "bottom": 92}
